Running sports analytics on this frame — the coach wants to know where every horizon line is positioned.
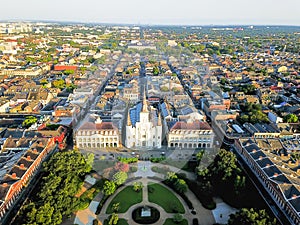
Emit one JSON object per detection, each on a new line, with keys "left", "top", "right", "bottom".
{"left": 0, "top": 19, "right": 299, "bottom": 27}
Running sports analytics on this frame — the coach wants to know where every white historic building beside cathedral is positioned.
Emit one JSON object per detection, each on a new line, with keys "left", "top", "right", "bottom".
{"left": 75, "top": 115, "right": 120, "bottom": 149}
{"left": 125, "top": 91, "right": 162, "bottom": 148}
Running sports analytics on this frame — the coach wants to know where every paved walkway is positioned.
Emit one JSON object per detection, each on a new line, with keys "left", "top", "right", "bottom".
{"left": 212, "top": 197, "right": 238, "bottom": 224}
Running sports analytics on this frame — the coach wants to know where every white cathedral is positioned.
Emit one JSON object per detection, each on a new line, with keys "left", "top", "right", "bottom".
{"left": 125, "top": 90, "right": 162, "bottom": 148}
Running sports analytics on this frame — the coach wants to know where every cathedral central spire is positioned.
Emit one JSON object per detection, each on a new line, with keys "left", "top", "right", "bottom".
{"left": 127, "top": 110, "right": 132, "bottom": 126}
{"left": 142, "top": 86, "right": 148, "bottom": 113}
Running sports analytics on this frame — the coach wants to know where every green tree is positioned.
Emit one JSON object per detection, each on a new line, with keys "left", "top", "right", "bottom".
{"left": 174, "top": 179, "right": 188, "bottom": 193}
{"left": 228, "top": 208, "right": 277, "bottom": 225}
{"left": 40, "top": 79, "right": 48, "bottom": 85}
{"left": 210, "top": 149, "right": 239, "bottom": 181}
{"left": 220, "top": 78, "right": 227, "bottom": 85}
{"left": 18, "top": 150, "right": 92, "bottom": 225}
{"left": 108, "top": 213, "right": 119, "bottom": 225}
{"left": 43, "top": 150, "right": 92, "bottom": 177}
{"left": 88, "top": 65, "right": 98, "bottom": 72}
{"left": 160, "top": 86, "right": 169, "bottom": 92}
{"left": 284, "top": 114, "right": 299, "bottom": 123}
{"left": 196, "top": 150, "right": 205, "bottom": 163}
{"left": 133, "top": 181, "right": 143, "bottom": 192}
{"left": 112, "top": 171, "right": 128, "bottom": 186}
{"left": 103, "top": 180, "right": 116, "bottom": 196}
{"left": 173, "top": 213, "right": 183, "bottom": 223}
{"left": 112, "top": 203, "right": 120, "bottom": 212}
{"left": 80, "top": 67, "right": 87, "bottom": 72}
{"left": 35, "top": 203, "right": 54, "bottom": 225}
{"left": 22, "top": 116, "right": 37, "bottom": 128}
{"left": 84, "top": 153, "right": 95, "bottom": 168}
{"left": 93, "top": 219, "right": 101, "bottom": 225}
{"left": 22, "top": 202, "right": 37, "bottom": 225}
{"left": 52, "top": 79, "right": 65, "bottom": 89}
{"left": 153, "top": 66, "right": 160, "bottom": 75}
{"left": 165, "top": 172, "right": 177, "bottom": 183}
{"left": 64, "top": 69, "right": 74, "bottom": 75}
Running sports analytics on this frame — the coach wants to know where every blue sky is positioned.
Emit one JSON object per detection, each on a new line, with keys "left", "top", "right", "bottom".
{"left": 1, "top": 0, "right": 300, "bottom": 25}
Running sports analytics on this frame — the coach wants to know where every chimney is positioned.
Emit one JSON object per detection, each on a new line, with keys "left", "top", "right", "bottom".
{"left": 2, "top": 183, "right": 8, "bottom": 187}
{"left": 292, "top": 194, "right": 297, "bottom": 199}
{"left": 20, "top": 164, "right": 25, "bottom": 169}
{"left": 33, "top": 148, "right": 38, "bottom": 153}
{"left": 27, "top": 155, "right": 31, "bottom": 161}
{"left": 274, "top": 173, "right": 278, "bottom": 177}
{"left": 12, "top": 173, "right": 17, "bottom": 178}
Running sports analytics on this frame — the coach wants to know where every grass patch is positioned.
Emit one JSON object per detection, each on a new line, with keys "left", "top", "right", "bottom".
{"left": 161, "top": 159, "right": 194, "bottom": 172}
{"left": 93, "top": 160, "right": 116, "bottom": 172}
{"left": 103, "top": 218, "right": 129, "bottom": 225}
{"left": 163, "top": 218, "right": 188, "bottom": 225}
{"left": 129, "top": 166, "right": 138, "bottom": 173}
{"left": 106, "top": 186, "right": 142, "bottom": 213}
{"left": 151, "top": 166, "right": 171, "bottom": 175}
{"left": 148, "top": 183, "right": 185, "bottom": 213}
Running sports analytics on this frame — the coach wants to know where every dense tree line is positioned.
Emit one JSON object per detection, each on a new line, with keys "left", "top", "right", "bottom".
{"left": 228, "top": 208, "right": 277, "bottom": 225}
{"left": 17, "top": 150, "right": 93, "bottom": 225}
{"left": 197, "top": 149, "right": 247, "bottom": 207}
{"left": 239, "top": 103, "right": 269, "bottom": 124}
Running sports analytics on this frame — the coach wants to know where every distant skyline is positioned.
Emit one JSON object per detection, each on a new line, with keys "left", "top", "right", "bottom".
{"left": 2, "top": 0, "right": 300, "bottom": 26}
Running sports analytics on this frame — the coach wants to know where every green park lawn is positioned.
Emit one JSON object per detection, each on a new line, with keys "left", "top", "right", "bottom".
{"left": 148, "top": 183, "right": 185, "bottom": 213}
{"left": 106, "top": 186, "right": 143, "bottom": 213}
{"left": 163, "top": 218, "right": 188, "bottom": 225}
{"left": 103, "top": 218, "right": 129, "bottom": 225}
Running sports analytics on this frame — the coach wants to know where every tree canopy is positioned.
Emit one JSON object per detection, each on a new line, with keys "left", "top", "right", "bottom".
{"left": 112, "top": 171, "right": 128, "bottom": 186}
{"left": 103, "top": 180, "right": 116, "bottom": 196}
{"left": 197, "top": 149, "right": 246, "bottom": 207}
{"left": 19, "top": 150, "right": 93, "bottom": 225}
{"left": 22, "top": 116, "right": 37, "bottom": 128}
{"left": 284, "top": 113, "right": 298, "bottom": 123}
{"left": 228, "top": 208, "right": 277, "bottom": 225}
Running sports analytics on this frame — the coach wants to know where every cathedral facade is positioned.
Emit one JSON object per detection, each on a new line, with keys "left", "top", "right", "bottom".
{"left": 125, "top": 91, "right": 162, "bottom": 148}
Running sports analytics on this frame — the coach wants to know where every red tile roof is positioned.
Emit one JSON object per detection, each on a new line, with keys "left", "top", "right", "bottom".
{"left": 79, "top": 121, "right": 117, "bottom": 130}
